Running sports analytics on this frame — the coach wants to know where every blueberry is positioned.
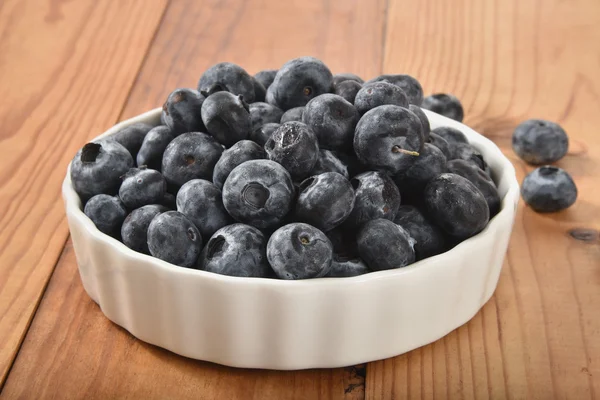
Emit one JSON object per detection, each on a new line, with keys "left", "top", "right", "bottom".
{"left": 447, "top": 159, "right": 501, "bottom": 216}
{"left": 408, "top": 105, "right": 430, "bottom": 142}
{"left": 310, "top": 149, "right": 349, "bottom": 178}
{"left": 512, "top": 119, "right": 569, "bottom": 165}
{"left": 110, "top": 122, "right": 153, "bottom": 158}
{"left": 357, "top": 219, "right": 415, "bottom": 271}
{"left": 427, "top": 131, "right": 452, "bottom": 160}
{"left": 422, "top": 94, "right": 464, "bottom": 122}
{"left": 197, "top": 62, "right": 255, "bottom": 103}
{"left": 431, "top": 126, "right": 468, "bottom": 146}
{"left": 265, "top": 121, "right": 319, "bottom": 180}
{"left": 521, "top": 166, "right": 577, "bottom": 213}
{"left": 394, "top": 143, "right": 447, "bottom": 192}
{"left": 161, "top": 132, "right": 223, "bottom": 190}
{"left": 353, "top": 105, "right": 424, "bottom": 174}
{"left": 366, "top": 74, "right": 424, "bottom": 105}
{"left": 136, "top": 125, "right": 174, "bottom": 170}
{"left": 424, "top": 173, "right": 489, "bottom": 240}
{"left": 70, "top": 141, "right": 133, "bottom": 201}
{"left": 394, "top": 205, "right": 446, "bottom": 260}
{"left": 161, "top": 89, "right": 206, "bottom": 135}
{"left": 222, "top": 159, "right": 294, "bottom": 229}
{"left": 327, "top": 257, "right": 370, "bottom": 277}
{"left": 267, "top": 223, "right": 333, "bottom": 279}
{"left": 213, "top": 140, "right": 265, "bottom": 189}
{"left": 266, "top": 57, "right": 333, "bottom": 110}
{"left": 332, "top": 73, "right": 364, "bottom": 86}
{"left": 198, "top": 224, "right": 272, "bottom": 277}
{"left": 160, "top": 192, "right": 177, "bottom": 209}
{"left": 333, "top": 80, "right": 362, "bottom": 104}
{"left": 280, "top": 106, "right": 304, "bottom": 123}
{"left": 147, "top": 211, "right": 202, "bottom": 268}
{"left": 295, "top": 172, "right": 355, "bottom": 231}
{"left": 250, "top": 122, "right": 280, "bottom": 146}
{"left": 201, "top": 91, "right": 250, "bottom": 147}
{"left": 84, "top": 194, "right": 127, "bottom": 238}
{"left": 451, "top": 143, "right": 487, "bottom": 170}
{"left": 118, "top": 167, "right": 166, "bottom": 209}
{"left": 252, "top": 77, "right": 267, "bottom": 102}
{"left": 254, "top": 69, "right": 278, "bottom": 90}
{"left": 176, "top": 179, "right": 232, "bottom": 239}
{"left": 354, "top": 81, "right": 409, "bottom": 115}
{"left": 121, "top": 204, "right": 168, "bottom": 254}
{"left": 249, "top": 102, "right": 284, "bottom": 132}
{"left": 345, "top": 171, "right": 401, "bottom": 227}
{"left": 302, "top": 94, "right": 359, "bottom": 151}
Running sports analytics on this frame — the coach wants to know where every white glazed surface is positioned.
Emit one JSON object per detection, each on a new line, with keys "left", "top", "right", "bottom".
{"left": 62, "top": 108, "right": 519, "bottom": 370}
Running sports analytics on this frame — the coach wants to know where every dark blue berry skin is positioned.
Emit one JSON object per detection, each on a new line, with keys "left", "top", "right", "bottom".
{"left": 432, "top": 126, "right": 468, "bottom": 146}
{"left": 354, "top": 81, "right": 409, "bottom": 115}
{"left": 252, "top": 77, "right": 267, "bottom": 102}
{"left": 302, "top": 94, "right": 359, "bottom": 151}
{"left": 409, "top": 105, "right": 430, "bottom": 142}
{"left": 265, "top": 121, "right": 319, "bottom": 181}
{"left": 111, "top": 122, "right": 153, "bottom": 158}
{"left": 118, "top": 167, "right": 166, "bottom": 209}
{"left": 327, "top": 257, "right": 370, "bottom": 277}
{"left": 424, "top": 173, "right": 490, "bottom": 240}
{"left": 84, "top": 194, "right": 127, "bottom": 238}
{"left": 176, "top": 179, "right": 232, "bottom": 239}
{"left": 353, "top": 105, "right": 424, "bottom": 175}
{"left": 521, "top": 166, "right": 577, "bottom": 213}
{"left": 267, "top": 223, "right": 333, "bottom": 280}
{"left": 346, "top": 171, "right": 401, "bottom": 228}
{"left": 147, "top": 211, "right": 202, "bottom": 268}
{"left": 357, "top": 219, "right": 415, "bottom": 271}
{"left": 254, "top": 69, "right": 278, "bottom": 90}
{"left": 121, "top": 204, "right": 168, "bottom": 254}
{"left": 427, "top": 131, "right": 452, "bottom": 160}
{"left": 310, "top": 149, "right": 349, "bottom": 178}
{"left": 266, "top": 57, "right": 333, "bottom": 110}
{"left": 250, "top": 122, "right": 280, "bottom": 147}
{"left": 136, "top": 125, "right": 174, "bottom": 170}
{"left": 447, "top": 159, "right": 501, "bottom": 216}
{"left": 213, "top": 140, "right": 265, "bottom": 189}
{"left": 70, "top": 141, "right": 133, "bottom": 202}
{"left": 512, "top": 119, "right": 569, "bottom": 165}
{"left": 295, "top": 172, "right": 355, "bottom": 232}
{"left": 422, "top": 93, "right": 464, "bottom": 122}
{"left": 394, "top": 143, "right": 447, "bottom": 192}
{"left": 451, "top": 143, "right": 487, "bottom": 171}
{"left": 333, "top": 73, "right": 364, "bottom": 86}
{"left": 201, "top": 91, "right": 251, "bottom": 147}
{"left": 280, "top": 106, "right": 304, "bottom": 123}
{"left": 161, "top": 132, "right": 223, "bottom": 190}
{"left": 249, "top": 102, "right": 284, "bottom": 132}
{"left": 198, "top": 224, "right": 272, "bottom": 278}
{"left": 394, "top": 205, "right": 446, "bottom": 260}
{"left": 161, "top": 192, "right": 177, "bottom": 209}
{"left": 222, "top": 159, "right": 294, "bottom": 229}
{"left": 197, "top": 62, "right": 255, "bottom": 103}
{"left": 366, "top": 74, "right": 424, "bottom": 105}
{"left": 334, "top": 80, "right": 362, "bottom": 104}
{"left": 337, "top": 152, "right": 369, "bottom": 178}
{"left": 161, "top": 89, "right": 206, "bottom": 135}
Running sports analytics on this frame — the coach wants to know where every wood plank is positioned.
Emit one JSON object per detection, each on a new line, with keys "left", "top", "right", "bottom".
{"left": 3, "top": 0, "right": 386, "bottom": 398}
{"left": 366, "top": 0, "right": 600, "bottom": 399}
{"left": 0, "top": 0, "right": 169, "bottom": 388}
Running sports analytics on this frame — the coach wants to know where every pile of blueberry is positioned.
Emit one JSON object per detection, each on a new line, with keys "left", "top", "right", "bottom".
{"left": 70, "top": 56, "right": 500, "bottom": 279}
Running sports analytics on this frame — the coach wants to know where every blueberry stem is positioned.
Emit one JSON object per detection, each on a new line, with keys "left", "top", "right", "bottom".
{"left": 392, "top": 146, "right": 420, "bottom": 156}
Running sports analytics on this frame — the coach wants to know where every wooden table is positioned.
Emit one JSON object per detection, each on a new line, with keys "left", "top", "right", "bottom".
{"left": 1, "top": 0, "right": 598, "bottom": 398}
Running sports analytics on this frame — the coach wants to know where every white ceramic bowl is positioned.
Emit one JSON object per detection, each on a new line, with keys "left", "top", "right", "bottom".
{"left": 62, "top": 108, "right": 519, "bottom": 370}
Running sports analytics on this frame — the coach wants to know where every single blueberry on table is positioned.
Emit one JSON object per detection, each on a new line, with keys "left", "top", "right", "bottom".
{"left": 334, "top": 80, "right": 362, "bottom": 104}
{"left": 201, "top": 91, "right": 251, "bottom": 147}
{"left": 222, "top": 159, "right": 295, "bottom": 229}
{"left": 512, "top": 119, "right": 569, "bottom": 165}
{"left": 254, "top": 69, "right": 278, "bottom": 90}
{"left": 161, "top": 132, "right": 223, "bottom": 190}
{"left": 345, "top": 171, "right": 401, "bottom": 228}
{"left": 118, "top": 167, "right": 166, "bottom": 209}
{"left": 354, "top": 81, "right": 409, "bottom": 115}
{"left": 302, "top": 94, "right": 358, "bottom": 151}
{"left": 70, "top": 141, "right": 133, "bottom": 202}
{"left": 176, "top": 179, "right": 232, "bottom": 239}
{"left": 409, "top": 105, "right": 431, "bottom": 142}
{"left": 366, "top": 74, "right": 424, "bottom": 105}
{"left": 266, "top": 223, "right": 333, "bottom": 280}
{"left": 252, "top": 77, "right": 267, "bottom": 102}
{"left": 250, "top": 122, "right": 280, "bottom": 147}
{"left": 357, "top": 219, "right": 416, "bottom": 271}
{"left": 394, "top": 205, "right": 446, "bottom": 260}
{"left": 422, "top": 93, "right": 464, "bottom": 122}
{"left": 137, "top": 125, "right": 174, "bottom": 170}
{"left": 426, "top": 131, "right": 452, "bottom": 160}
{"left": 310, "top": 149, "right": 349, "bottom": 178}
{"left": 521, "top": 166, "right": 577, "bottom": 213}
{"left": 121, "top": 204, "right": 168, "bottom": 254}
{"left": 213, "top": 140, "right": 265, "bottom": 189}
{"left": 197, "top": 62, "right": 255, "bottom": 103}
{"left": 147, "top": 211, "right": 202, "bottom": 268}
{"left": 266, "top": 56, "right": 333, "bottom": 110}
{"left": 280, "top": 106, "right": 305, "bottom": 123}
{"left": 110, "top": 122, "right": 153, "bottom": 158}
{"left": 394, "top": 143, "right": 447, "bottom": 192}
{"left": 447, "top": 159, "right": 501, "bottom": 216}
{"left": 198, "top": 224, "right": 272, "bottom": 278}
{"left": 84, "top": 194, "right": 127, "bottom": 238}
{"left": 264, "top": 121, "right": 319, "bottom": 181}
{"left": 161, "top": 88, "right": 206, "bottom": 135}
{"left": 332, "top": 73, "right": 364, "bottom": 87}
{"left": 249, "top": 102, "right": 284, "bottom": 132}
{"left": 424, "top": 173, "right": 490, "bottom": 240}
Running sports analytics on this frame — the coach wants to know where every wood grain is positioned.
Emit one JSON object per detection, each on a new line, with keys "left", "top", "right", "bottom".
{"left": 0, "top": 0, "right": 169, "bottom": 388}
{"left": 366, "top": 0, "right": 600, "bottom": 399}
